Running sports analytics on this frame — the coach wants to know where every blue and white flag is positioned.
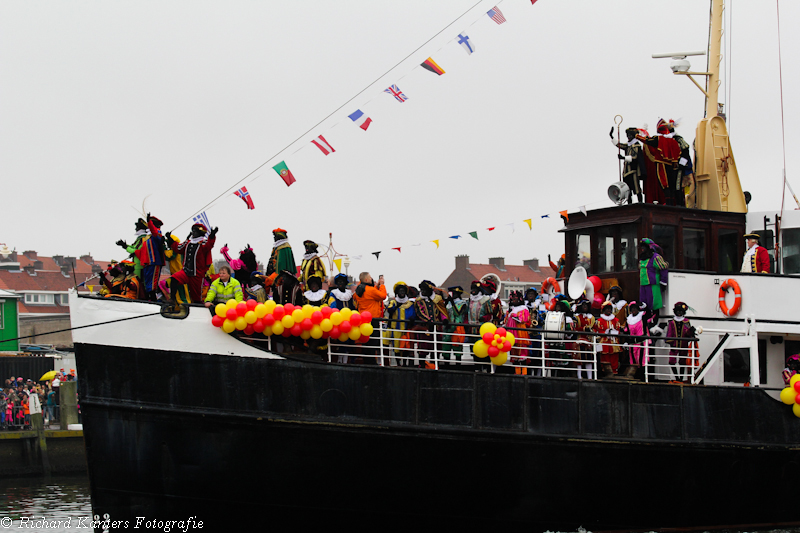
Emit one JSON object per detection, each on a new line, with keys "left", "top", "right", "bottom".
{"left": 192, "top": 211, "right": 211, "bottom": 235}
{"left": 457, "top": 33, "right": 475, "bottom": 55}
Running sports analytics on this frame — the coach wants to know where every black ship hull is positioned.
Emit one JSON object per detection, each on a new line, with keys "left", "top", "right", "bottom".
{"left": 76, "top": 342, "right": 800, "bottom": 530}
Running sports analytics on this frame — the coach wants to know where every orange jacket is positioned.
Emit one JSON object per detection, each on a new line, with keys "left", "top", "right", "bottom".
{"left": 355, "top": 284, "right": 386, "bottom": 319}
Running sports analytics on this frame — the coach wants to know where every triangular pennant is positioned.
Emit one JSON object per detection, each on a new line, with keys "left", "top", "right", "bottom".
{"left": 333, "top": 258, "right": 342, "bottom": 272}
{"left": 431, "top": 240, "right": 440, "bottom": 249}
{"left": 392, "top": 247, "right": 402, "bottom": 253}
{"left": 449, "top": 235, "right": 461, "bottom": 239}
{"left": 523, "top": 219, "right": 532, "bottom": 230}
{"left": 506, "top": 223, "right": 515, "bottom": 233}
{"left": 352, "top": 255, "right": 362, "bottom": 260}
{"left": 541, "top": 214, "right": 550, "bottom": 219}
{"left": 580, "top": 205, "right": 587, "bottom": 216}
{"left": 372, "top": 251, "right": 381, "bottom": 260}
{"left": 487, "top": 227, "right": 495, "bottom": 231}
{"left": 559, "top": 210, "right": 569, "bottom": 222}
{"left": 469, "top": 231, "right": 478, "bottom": 240}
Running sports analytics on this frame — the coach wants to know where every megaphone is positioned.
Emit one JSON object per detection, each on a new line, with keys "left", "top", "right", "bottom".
{"left": 567, "top": 267, "right": 588, "bottom": 299}
{"left": 608, "top": 181, "right": 630, "bottom": 206}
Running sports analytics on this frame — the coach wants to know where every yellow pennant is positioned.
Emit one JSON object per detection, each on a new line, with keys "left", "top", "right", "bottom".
{"left": 523, "top": 219, "right": 532, "bottom": 230}
{"left": 431, "top": 239, "right": 439, "bottom": 249}
{"left": 333, "top": 258, "right": 342, "bottom": 272}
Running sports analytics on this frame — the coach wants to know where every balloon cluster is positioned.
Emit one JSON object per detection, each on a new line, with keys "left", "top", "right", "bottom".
{"left": 472, "top": 322, "right": 516, "bottom": 366}
{"left": 780, "top": 374, "right": 800, "bottom": 418}
{"left": 210, "top": 299, "right": 374, "bottom": 343}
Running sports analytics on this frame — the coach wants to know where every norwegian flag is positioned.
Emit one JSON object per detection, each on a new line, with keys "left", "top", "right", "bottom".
{"left": 234, "top": 187, "right": 255, "bottom": 210}
{"left": 384, "top": 84, "right": 408, "bottom": 103}
{"left": 310, "top": 135, "right": 335, "bottom": 155}
{"left": 487, "top": 6, "right": 506, "bottom": 24}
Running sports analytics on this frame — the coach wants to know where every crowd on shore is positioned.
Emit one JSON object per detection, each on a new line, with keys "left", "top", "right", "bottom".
{"left": 1, "top": 370, "right": 74, "bottom": 430}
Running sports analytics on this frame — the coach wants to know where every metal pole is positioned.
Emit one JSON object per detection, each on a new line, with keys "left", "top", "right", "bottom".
{"left": 433, "top": 325, "right": 439, "bottom": 370}
{"left": 379, "top": 320, "right": 385, "bottom": 367}
{"left": 644, "top": 341, "right": 650, "bottom": 383}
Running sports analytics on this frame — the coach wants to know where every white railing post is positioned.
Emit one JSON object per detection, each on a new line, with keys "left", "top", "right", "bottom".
{"left": 433, "top": 325, "right": 439, "bottom": 370}
{"left": 541, "top": 335, "right": 547, "bottom": 377}
{"left": 644, "top": 340, "right": 650, "bottom": 383}
{"left": 379, "top": 320, "right": 385, "bottom": 367}
{"left": 592, "top": 335, "right": 598, "bottom": 380}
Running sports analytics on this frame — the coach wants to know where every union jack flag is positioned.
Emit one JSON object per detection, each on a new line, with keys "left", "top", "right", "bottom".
{"left": 234, "top": 187, "right": 255, "bottom": 210}
{"left": 487, "top": 6, "right": 506, "bottom": 24}
{"left": 384, "top": 84, "right": 408, "bottom": 103}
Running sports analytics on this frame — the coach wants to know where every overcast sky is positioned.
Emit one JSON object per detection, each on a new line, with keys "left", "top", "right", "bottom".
{"left": 2, "top": 0, "right": 798, "bottom": 292}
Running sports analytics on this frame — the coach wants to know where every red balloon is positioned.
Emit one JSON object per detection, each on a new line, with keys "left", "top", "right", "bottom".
{"left": 340, "top": 321, "right": 352, "bottom": 333}
{"left": 281, "top": 329, "right": 292, "bottom": 337}
{"left": 236, "top": 303, "right": 248, "bottom": 316}
{"left": 322, "top": 331, "right": 330, "bottom": 339}
{"left": 330, "top": 326, "right": 341, "bottom": 338}
{"left": 496, "top": 327, "right": 507, "bottom": 338}
{"left": 301, "top": 318, "right": 313, "bottom": 331}
{"left": 273, "top": 306, "right": 285, "bottom": 319}
{"left": 794, "top": 381, "right": 800, "bottom": 394}
{"left": 588, "top": 275, "right": 602, "bottom": 293}
{"left": 226, "top": 308, "right": 237, "bottom": 321}
{"left": 357, "top": 335, "right": 370, "bottom": 344}
{"left": 592, "top": 294, "right": 604, "bottom": 310}
{"left": 253, "top": 319, "right": 265, "bottom": 333}
{"left": 284, "top": 303, "right": 295, "bottom": 314}
{"left": 290, "top": 324, "right": 302, "bottom": 336}
{"left": 246, "top": 299, "right": 258, "bottom": 310}
{"left": 361, "top": 311, "right": 372, "bottom": 322}
{"left": 211, "top": 315, "right": 224, "bottom": 328}
{"left": 488, "top": 346, "right": 500, "bottom": 357}
{"left": 350, "top": 313, "right": 362, "bottom": 327}
{"left": 502, "top": 341, "right": 512, "bottom": 352}
{"left": 311, "top": 311, "right": 323, "bottom": 324}
{"left": 482, "top": 332, "right": 494, "bottom": 344}
{"left": 243, "top": 325, "right": 254, "bottom": 335}
{"left": 264, "top": 315, "right": 275, "bottom": 327}
{"left": 795, "top": 393, "right": 800, "bottom": 405}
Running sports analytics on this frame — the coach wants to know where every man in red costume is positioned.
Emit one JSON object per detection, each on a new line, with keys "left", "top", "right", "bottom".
{"left": 741, "top": 233, "right": 770, "bottom": 273}
{"left": 166, "top": 223, "right": 218, "bottom": 304}
{"left": 637, "top": 119, "right": 681, "bottom": 205}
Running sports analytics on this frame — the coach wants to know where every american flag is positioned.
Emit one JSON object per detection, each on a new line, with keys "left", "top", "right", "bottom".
{"left": 384, "top": 84, "right": 408, "bottom": 103}
{"left": 487, "top": 6, "right": 506, "bottom": 24}
{"left": 234, "top": 187, "right": 255, "bottom": 210}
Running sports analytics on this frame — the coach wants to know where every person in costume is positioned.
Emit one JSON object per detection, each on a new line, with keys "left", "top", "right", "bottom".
{"left": 328, "top": 274, "right": 356, "bottom": 311}
{"left": 467, "top": 280, "right": 492, "bottom": 325}
{"left": 548, "top": 254, "right": 566, "bottom": 278}
{"left": 384, "top": 282, "right": 415, "bottom": 367}
{"left": 638, "top": 238, "right": 668, "bottom": 320}
{"left": 666, "top": 301, "right": 696, "bottom": 382}
{"left": 607, "top": 285, "right": 628, "bottom": 329}
{"left": 266, "top": 228, "right": 296, "bottom": 278}
{"left": 110, "top": 261, "right": 141, "bottom": 300}
{"left": 220, "top": 243, "right": 258, "bottom": 288}
{"left": 481, "top": 278, "right": 504, "bottom": 326}
{"left": 204, "top": 266, "right": 243, "bottom": 308}
{"left": 273, "top": 270, "right": 304, "bottom": 307}
{"left": 547, "top": 298, "right": 574, "bottom": 377}
{"left": 594, "top": 301, "right": 622, "bottom": 376}
{"left": 612, "top": 127, "right": 645, "bottom": 203}
{"left": 139, "top": 214, "right": 166, "bottom": 301}
{"left": 245, "top": 271, "right": 268, "bottom": 303}
{"left": 441, "top": 286, "right": 468, "bottom": 369}
{"left": 165, "top": 223, "right": 217, "bottom": 305}
{"left": 504, "top": 291, "right": 532, "bottom": 375}
{"left": 783, "top": 355, "right": 800, "bottom": 386}
{"left": 741, "top": 232, "right": 770, "bottom": 273}
{"left": 303, "top": 274, "right": 329, "bottom": 360}
{"left": 637, "top": 119, "right": 681, "bottom": 205}
{"left": 669, "top": 119, "right": 693, "bottom": 208}
{"left": 622, "top": 301, "right": 646, "bottom": 376}
{"left": 98, "top": 262, "right": 125, "bottom": 297}
{"left": 159, "top": 233, "right": 190, "bottom": 304}
{"left": 115, "top": 218, "right": 148, "bottom": 296}
{"left": 573, "top": 299, "right": 596, "bottom": 380}
{"left": 408, "top": 280, "right": 448, "bottom": 369}
{"left": 300, "top": 240, "right": 327, "bottom": 289}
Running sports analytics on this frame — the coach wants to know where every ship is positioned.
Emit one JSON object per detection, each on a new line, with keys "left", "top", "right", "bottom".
{"left": 72, "top": 1, "right": 800, "bottom": 530}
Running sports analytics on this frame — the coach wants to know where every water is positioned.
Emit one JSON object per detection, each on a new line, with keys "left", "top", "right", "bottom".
{"left": 0, "top": 475, "right": 92, "bottom": 532}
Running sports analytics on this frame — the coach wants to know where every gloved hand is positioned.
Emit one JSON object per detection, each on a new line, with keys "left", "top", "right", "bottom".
{"left": 209, "top": 227, "right": 219, "bottom": 238}
{"left": 115, "top": 239, "right": 128, "bottom": 249}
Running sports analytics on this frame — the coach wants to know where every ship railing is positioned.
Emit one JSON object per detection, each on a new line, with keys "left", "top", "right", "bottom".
{"left": 324, "top": 320, "right": 699, "bottom": 380}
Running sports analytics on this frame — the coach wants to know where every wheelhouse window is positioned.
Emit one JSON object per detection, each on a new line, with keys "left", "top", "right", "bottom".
{"left": 782, "top": 228, "right": 800, "bottom": 275}
{"left": 619, "top": 224, "right": 638, "bottom": 271}
{"left": 575, "top": 233, "right": 591, "bottom": 274}
{"left": 718, "top": 228, "right": 739, "bottom": 274}
{"left": 652, "top": 225, "right": 676, "bottom": 268}
{"left": 597, "top": 226, "right": 615, "bottom": 273}
{"left": 683, "top": 227, "right": 707, "bottom": 271}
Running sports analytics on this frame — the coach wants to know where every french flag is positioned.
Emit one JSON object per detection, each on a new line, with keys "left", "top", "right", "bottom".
{"left": 348, "top": 109, "right": 372, "bottom": 131}
{"left": 311, "top": 135, "right": 335, "bottom": 155}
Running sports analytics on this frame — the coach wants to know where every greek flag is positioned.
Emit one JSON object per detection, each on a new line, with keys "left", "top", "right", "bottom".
{"left": 192, "top": 212, "right": 211, "bottom": 235}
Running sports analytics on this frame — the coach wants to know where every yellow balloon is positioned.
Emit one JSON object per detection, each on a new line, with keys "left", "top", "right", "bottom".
{"left": 793, "top": 403, "right": 800, "bottom": 418}
{"left": 272, "top": 322, "right": 285, "bottom": 335}
{"left": 791, "top": 374, "right": 800, "bottom": 387}
{"left": 348, "top": 327, "right": 361, "bottom": 341}
{"left": 264, "top": 300, "right": 277, "bottom": 313}
{"left": 312, "top": 306, "right": 321, "bottom": 313}
{"left": 300, "top": 330, "right": 312, "bottom": 340}
{"left": 222, "top": 319, "right": 236, "bottom": 333}
{"left": 506, "top": 332, "right": 516, "bottom": 347}
{"left": 340, "top": 308, "right": 352, "bottom": 319}
{"left": 310, "top": 325, "right": 323, "bottom": 339}
{"left": 473, "top": 340, "right": 489, "bottom": 358}
{"left": 302, "top": 305, "right": 314, "bottom": 319}
{"left": 360, "top": 323, "right": 374, "bottom": 337}
{"left": 291, "top": 309, "right": 304, "bottom": 323}
{"left": 320, "top": 318, "right": 333, "bottom": 332}
{"left": 331, "top": 312, "right": 344, "bottom": 326}
{"left": 263, "top": 326, "right": 274, "bottom": 337}
{"left": 215, "top": 303, "right": 227, "bottom": 317}
{"left": 479, "top": 322, "right": 497, "bottom": 336}
{"left": 254, "top": 304, "right": 268, "bottom": 318}
{"left": 281, "top": 315, "right": 295, "bottom": 328}
{"left": 491, "top": 351, "right": 508, "bottom": 366}
{"left": 234, "top": 317, "right": 247, "bottom": 330}
{"left": 244, "top": 310, "right": 257, "bottom": 324}
{"left": 780, "top": 387, "right": 797, "bottom": 405}
{"left": 338, "top": 333, "right": 349, "bottom": 342}
{"left": 225, "top": 299, "right": 238, "bottom": 309}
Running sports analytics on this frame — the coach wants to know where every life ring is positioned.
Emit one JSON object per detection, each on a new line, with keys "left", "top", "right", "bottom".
{"left": 719, "top": 279, "right": 742, "bottom": 316}
{"left": 543, "top": 277, "right": 560, "bottom": 294}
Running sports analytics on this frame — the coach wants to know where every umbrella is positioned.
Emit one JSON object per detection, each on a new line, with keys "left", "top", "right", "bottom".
{"left": 39, "top": 370, "right": 57, "bottom": 382}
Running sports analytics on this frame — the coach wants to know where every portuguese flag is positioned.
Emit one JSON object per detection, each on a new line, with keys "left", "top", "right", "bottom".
{"left": 421, "top": 57, "right": 445, "bottom": 76}
{"left": 272, "top": 160, "right": 296, "bottom": 187}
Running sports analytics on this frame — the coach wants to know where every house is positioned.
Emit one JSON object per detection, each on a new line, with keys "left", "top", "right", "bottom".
{"left": 0, "top": 249, "right": 108, "bottom": 348}
{"left": 440, "top": 255, "right": 556, "bottom": 300}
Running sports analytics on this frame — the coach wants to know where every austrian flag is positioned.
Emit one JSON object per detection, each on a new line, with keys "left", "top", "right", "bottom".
{"left": 311, "top": 135, "right": 335, "bottom": 155}
{"left": 233, "top": 187, "right": 255, "bottom": 210}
